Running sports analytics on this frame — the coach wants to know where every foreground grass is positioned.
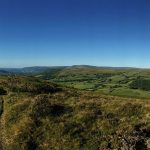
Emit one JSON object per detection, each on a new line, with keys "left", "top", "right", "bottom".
{"left": 0, "top": 76, "right": 150, "bottom": 149}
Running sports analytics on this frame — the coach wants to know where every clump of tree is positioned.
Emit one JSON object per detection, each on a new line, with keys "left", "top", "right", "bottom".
{"left": 130, "top": 77, "right": 150, "bottom": 91}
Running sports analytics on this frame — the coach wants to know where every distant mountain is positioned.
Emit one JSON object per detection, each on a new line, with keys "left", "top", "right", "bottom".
{"left": 0, "top": 65, "right": 145, "bottom": 76}
{"left": 64, "top": 65, "right": 137, "bottom": 70}
{"left": 21, "top": 66, "right": 51, "bottom": 74}
{"left": 0, "top": 68, "right": 22, "bottom": 74}
{"left": 0, "top": 66, "right": 67, "bottom": 75}
{"left": 69, "top": 65, "right": 98, "bottom": 69}
{"left": 0, "top": 67, "right": 50, "bottom": 75}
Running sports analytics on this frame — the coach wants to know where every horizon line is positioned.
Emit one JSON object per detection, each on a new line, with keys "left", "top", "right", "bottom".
{"left": 0, "top": 65, "right": 150, "bottom": 69}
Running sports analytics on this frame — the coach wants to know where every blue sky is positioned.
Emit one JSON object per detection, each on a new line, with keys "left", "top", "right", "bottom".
{"left": 0, "top": 0, "right": 150, "bottom": 68}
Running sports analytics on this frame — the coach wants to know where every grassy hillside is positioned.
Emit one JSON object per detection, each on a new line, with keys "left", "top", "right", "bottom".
{"left": 0, "top": 75, "right": 149, "bottom": 149}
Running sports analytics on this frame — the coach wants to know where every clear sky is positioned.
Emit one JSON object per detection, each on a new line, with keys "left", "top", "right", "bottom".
{"left": 0, "top": 0, "right": 150, "bottom": 68}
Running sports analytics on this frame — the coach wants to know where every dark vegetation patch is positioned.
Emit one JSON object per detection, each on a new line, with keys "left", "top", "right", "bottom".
{"left": 30, "top": 95, "right": 72, "bottom": 119}
{"left": 0, "top": 98, "right": 3, "bottom": 116}
{"left": 130, "top": 77, "right": 150, "bottom": 91}
{"left": 3, "top": 76, "right": 62, "bottom": 94}
{"left": 0, "top": 87, "right": 7, "bottom": 95}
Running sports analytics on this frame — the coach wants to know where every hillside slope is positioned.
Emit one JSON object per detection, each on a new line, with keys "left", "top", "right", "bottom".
{"left": 0, "top": 75, "right": 149, "bottom": 149}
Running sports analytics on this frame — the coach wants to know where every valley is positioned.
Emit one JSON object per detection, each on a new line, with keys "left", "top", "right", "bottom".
{"left": 37, "top": 65, "right": 150, "bottom": 99}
